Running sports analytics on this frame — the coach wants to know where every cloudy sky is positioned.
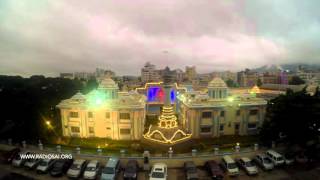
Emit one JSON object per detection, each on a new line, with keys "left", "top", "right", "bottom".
{"left": 0, "top": 0, "right": 319, "bottom": 76}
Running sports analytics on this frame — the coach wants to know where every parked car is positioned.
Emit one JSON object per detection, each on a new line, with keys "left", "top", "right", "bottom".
{"left": 204, "top": 160, "right": 224, "bottom": 180}
{"left": 296, "top": 152, "right": 308, "bottom": 164}
{"left": 12, "top": 151, "right": 30, "bottom": 167}
{"left": 221, "top": 155, "right": 239, "bottom": 176}
{"left": 266, "top": 150, "right": 285, "bottom": 166}
{"left": 123, "top": 160, "right": 139, "bottom": 180}
{"left": 67, "top": 159, "right": 87, "bottom": 179}
{"left": 1, "top": 148, "right": 20, "bottom": 164}
{"left": 184, "top": 161, "right": 199, "bottom": 180}
{"left": 49, "top": 159, "right": 73, "bottom": 177}
{"left": 24, "top": 156, "right": 42, "bottom": 170}
{"left": 83, "top": 160, "right": 100, "bottom": 179}
{"left": 237, "top": 157, "right": 258, "bottom": 175}
{"left": 284, "top": 152, "right": 295, "bottom": 165}
{"left": 149, "top": 163, "right": 167, "bottom": 180}
{"left": 101, "top": 157, "right": 120, "bottom": 180}
{"left": 253, "top": 154, "right": 274, "bottom": 171}
{"left": 36, "top": 159, "right": 56, "bottom": 174}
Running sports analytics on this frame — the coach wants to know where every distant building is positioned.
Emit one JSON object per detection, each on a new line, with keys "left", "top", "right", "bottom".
{"left": 95, "top": 68, "right": 105, "bottom": 78}
{"left": 74, "top": 72, "right": 95, "bottom": 80}
{"left": 60, "top": 73, "right": 74, "bottom": 79}
{"left": 212, "top": 71, "right": 237, "bottom": 82}
{"left": 297, "top": 71, "right": 320, "bottom": 84}
{"left": 173, "top": 69, "right": 184, "bottom": 83}
{"left": 141, "top": 62, "right": 160, "bottom": 82}
{"left": 185, "top": 66, "right": 197, "bottom": 81}
{"left": 237, "top": 70, "right": 259, "bottom": 87}
{"left": 95, "top": 68, "right": 116, "bottom": 82}
{"left": 57, "top": 76, "right": 146, "bottom": 140}
{"left": 178, "top": 77, "right": 267, "bottom": 138}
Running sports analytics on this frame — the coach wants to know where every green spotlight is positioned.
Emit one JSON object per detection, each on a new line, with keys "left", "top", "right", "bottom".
{"left": 88, "top": 90, "right": 106, "bottom": 108}
{"left": 95, "top": 98, "right": 103, "bottom": 105}
{"left": 227, "top": 97, "right": 234, "bottom": 102}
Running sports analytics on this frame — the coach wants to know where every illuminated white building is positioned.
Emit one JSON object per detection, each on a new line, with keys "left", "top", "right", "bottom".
{"left": 178, "top": 77, "right": 267, "bottom": 138}
{"left": 57, "top": 77, "right": 146, "bottom": 140}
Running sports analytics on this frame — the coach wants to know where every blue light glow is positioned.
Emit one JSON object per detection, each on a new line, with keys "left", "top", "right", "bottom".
{"left": 170, "top": 89, "right": 175, "bottom": 102}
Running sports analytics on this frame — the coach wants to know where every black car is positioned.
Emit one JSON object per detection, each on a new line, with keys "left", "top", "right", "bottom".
{"left": 49, "top": 159, "right": 73, "bottom": 177}
{"left": 123, "top": 160, "right": 139, "bottom": 180}
{"left": 204, "top": 160, "right": 224, "bottom": 180}
{"left": 1, "top": 148, "right": 20, "bottom": 164}
{"left": 184, "top": 161, "right": 199, "bottom": 180}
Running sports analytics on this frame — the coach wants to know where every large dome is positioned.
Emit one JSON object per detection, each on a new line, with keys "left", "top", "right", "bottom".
{"left": 208, "top": 77, "right": 227, "bottom": 88}
{"left": 98, "top": 77, "right": 118, "bottom": 89}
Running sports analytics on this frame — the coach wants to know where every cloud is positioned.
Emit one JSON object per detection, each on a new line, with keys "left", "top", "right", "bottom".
{"left": 0, "top": 0, "right": 318, "bottom": 76}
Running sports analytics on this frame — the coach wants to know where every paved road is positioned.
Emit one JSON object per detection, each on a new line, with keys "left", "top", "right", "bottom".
{"left": 1, "top": 161, "right": 320, "bottom": 180}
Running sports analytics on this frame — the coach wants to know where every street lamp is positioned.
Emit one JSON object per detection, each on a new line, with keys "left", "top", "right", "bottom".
{"left": 46, "top": 121, "right": 51, "bottom": 126}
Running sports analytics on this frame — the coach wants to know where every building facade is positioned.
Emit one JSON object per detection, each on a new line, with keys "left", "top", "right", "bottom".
{"left": 57, "top": 77, "right": 146, "bottom": 140}
{"left": 178, "top": 78, "right": 267, "bottom": 138}
{"left": 141, "top": 62, "right": 160, "bottom": 82}
{"left": 185, "top": 66, "right": 197, "bottom": 81}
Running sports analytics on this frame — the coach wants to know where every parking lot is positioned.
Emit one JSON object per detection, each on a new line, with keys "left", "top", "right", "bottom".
{"left": 2, "top": 162, "right": 319, "bottom": 180}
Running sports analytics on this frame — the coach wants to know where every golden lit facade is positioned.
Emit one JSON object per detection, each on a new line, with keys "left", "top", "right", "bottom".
{"left": 178, "top": 78, "right": 267, "bottom": 138}
{"left": 57, "top": 77, "right": 146, "bottom": 140}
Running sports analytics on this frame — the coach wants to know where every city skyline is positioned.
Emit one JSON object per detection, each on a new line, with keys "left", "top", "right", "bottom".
{"left": 1, "top": 0, "right": 320, "bottom": 77}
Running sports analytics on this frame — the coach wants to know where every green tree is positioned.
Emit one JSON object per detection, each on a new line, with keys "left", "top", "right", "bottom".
{"left": 260, "top": 87, "right": 320, "bottom": 147}
{"left": 226, "top": 79, "right": 238, "bottom": 87}
{"left": 289, "top": 76, "right": 305, "bottom": 85}
{"left": 0, "top": 76, "right": 84, "bottom": 142}
{"left": 257, "top": 78, "right": 262, "bottom": 87}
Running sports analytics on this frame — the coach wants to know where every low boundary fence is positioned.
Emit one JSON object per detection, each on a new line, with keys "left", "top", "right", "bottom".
{"left": 0, "top": 139, "right": 281, "bottom": 168}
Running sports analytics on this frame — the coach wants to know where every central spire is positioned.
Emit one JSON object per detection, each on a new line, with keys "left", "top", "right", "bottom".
{"left": 143, "top": 67, "right": 191, "bottom": 145}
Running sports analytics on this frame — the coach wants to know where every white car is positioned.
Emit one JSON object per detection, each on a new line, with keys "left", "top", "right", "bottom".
{"left": 266, "top": 150, "right": 285, "bottom": 166}
{"left": 67, "top": 159, "right": 87, "bottom": 178}
{"left": 83, "top": 160, "right": 100, "bottom": 179}
{"left": 24, "top": 157, "right": 41, "bottom": 169}
{"left": 149, "top": 163, "right": 167, "bottom": 180}
{"left": 221, "top": 155, "right": 239, "bottom": 176}
{"left": 12, "top": 151, "right": 30, "bottom": 167}
{"left": 237, "top": 157, "right": 258, "bottom": 175}
{"left": 253, "top": 154, "right": 274, "bottom": 171}
{"left": 36, "top": 159, "right": 56, "bottom": 174}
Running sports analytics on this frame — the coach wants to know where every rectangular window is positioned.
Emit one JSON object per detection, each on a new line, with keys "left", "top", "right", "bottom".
{"left": 70, "top": 112, "right": 79, "bottom": 118}
{"left": 236, "top": 110, "right": 240, "bottom": 116}
{"left": 88, "top": 112, "right": 93, "bottom": 118}
{"left": 120, "top": 113, "right": 130, "bottom": 119}
{"left": 250, "top": 109, "right": 258, "bottom": 115}
{"left": 220, "top": 125, "right": 224, "bottom": 131}
{"left": 71, "top": 126, "right": 80, "bottom": 133}
{"left": 106, "top": 127, "right": 111, "bottom": 130}
{"left": 202, "top": 111, "right": 212, "bottom": 118}
{"left": 248, "top": 123, "right": 257, "bottom": 129}
{"left": 120, "top": 129, "right": 131, "bottom": 134}
{"left": 89, "top": 127, "right": 94, "bottom": 134}
{"left": 106, "top": 112, "right": 110, "bottom": 119}
{"left": 220, "top": 111, "right": 225, "bottom": 117}
{"left": 201, "top": 127, "right": 211, "bottom": 133}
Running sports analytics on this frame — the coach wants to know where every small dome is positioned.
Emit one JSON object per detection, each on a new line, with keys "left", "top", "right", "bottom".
{"left": 71, "top": 92, "right": 86, "bottom": 101}
{"left": 98, "top": 77, "right": 118, "bottom": 89}
{"left": 208, "top": 77, "right": 227, "bottom": 88}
